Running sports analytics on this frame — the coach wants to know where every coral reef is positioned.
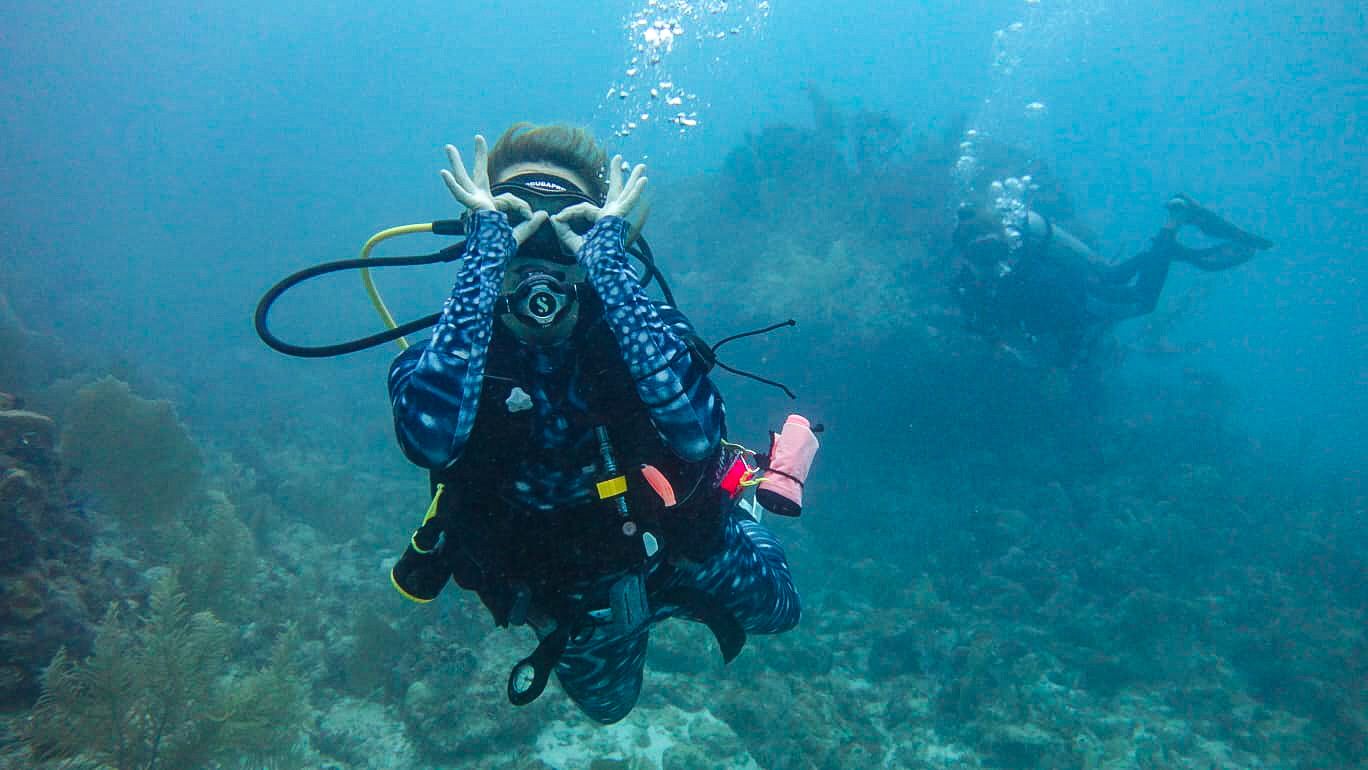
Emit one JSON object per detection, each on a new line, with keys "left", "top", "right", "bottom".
{"left": 0, "top": 396, "right": 111, "bottom": 706}
{"left": 28, "top": 574, "right": 308, "bottom": 770}
{"left": 1, "top": 340, "right": 1358, "bottom": 770}
{"left": 167, "top": 489, "right": 260, "bottom": 623}
{"left": 60, "top": 376, "right": 203, "bottom": 530}
{"left": 657, "top": 87, "right": 1084, "bottom": 352}
{"left": 398, "top": 604, "right": 550, "bottom": 762}
{"left": 656, "top": 88, "right": 936, "bottom": 343}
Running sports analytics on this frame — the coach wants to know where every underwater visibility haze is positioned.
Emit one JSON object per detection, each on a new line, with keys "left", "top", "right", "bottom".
{"left": 1, "top": 1, "right": 1364, "bottom": 768}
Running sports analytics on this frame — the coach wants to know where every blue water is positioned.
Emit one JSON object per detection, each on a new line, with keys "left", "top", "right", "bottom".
{"left": 3, "top": 1, "right": 1362, "bottom": 452}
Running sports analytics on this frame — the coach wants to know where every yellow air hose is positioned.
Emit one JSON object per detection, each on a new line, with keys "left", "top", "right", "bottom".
{"left": 358, "top": 223, "right": 434, "bottom": 351}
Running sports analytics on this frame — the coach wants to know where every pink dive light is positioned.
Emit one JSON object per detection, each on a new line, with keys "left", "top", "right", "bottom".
{"left": 756, "top": 414, "right": 820, "bottom": 517}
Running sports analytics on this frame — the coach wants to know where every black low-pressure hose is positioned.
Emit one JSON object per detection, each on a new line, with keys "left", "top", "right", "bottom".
{"left": 256, "top": 231, "right": 668, "bottom": 359}
{"left": 254, "top": 246, "right": 463, "bottom": 358}
{"left": 631, "top": 238, "right": 675, "bottom": 307}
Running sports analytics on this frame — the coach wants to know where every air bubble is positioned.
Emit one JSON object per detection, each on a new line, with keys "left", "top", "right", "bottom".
{"left": 604, "top": 1, "right": 769, "bottom": 141}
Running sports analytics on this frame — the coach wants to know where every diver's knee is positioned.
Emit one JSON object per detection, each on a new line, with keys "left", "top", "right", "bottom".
{"left": 750, "top": 590, "right": 801, "bottom": 635}
{"left": 566, "top": 686, "right": 641, "bottom": 724}
{"left": 586, "top": 701, "right": 635, "bottom": 725}
{"left": 774, "top": 603, "right": 801, "bottom": 634}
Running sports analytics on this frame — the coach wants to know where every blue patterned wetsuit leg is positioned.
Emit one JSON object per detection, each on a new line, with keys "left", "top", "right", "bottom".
{"left": 554, "top": 511, "right": 801, "bottom": 723}
{"left": 664, "top": 512, "right": 802, "bottom": 634}
{"left": 553, "top": 613, "right": 654, "bottom": 724}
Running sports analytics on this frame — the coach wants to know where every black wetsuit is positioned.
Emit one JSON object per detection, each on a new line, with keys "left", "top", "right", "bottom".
{"left": 954, "top": 219, "right": 1256, "bottom": 367}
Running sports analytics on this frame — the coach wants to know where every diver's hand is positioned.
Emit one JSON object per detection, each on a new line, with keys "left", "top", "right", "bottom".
{"left": 599, "top": 155, "right": 649, "bottom": 219}
{"left": 511, "top": 210, "right": 550, "bottom": 247}
{"left": 440, "top": 136, "right": 497, "bottom": 213}
{"left": 441, "top": 136, "right": 549, "bottom": 245}
{"left": 493, "top": 193, "right": 551, "bottom": 247}
{"left": 550, "top": 155, "right": 648, "bottom": 253}
{"left": 549, "top": 214, "right": 588, "bottom": 254}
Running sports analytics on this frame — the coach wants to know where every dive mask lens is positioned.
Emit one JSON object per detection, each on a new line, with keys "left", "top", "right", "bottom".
{"left": 493, "top": 175, "right": 600, "bottom": 231}
{"left": 498, "top": 190, "right": 596, "bottom": 234}
{"left": 487, "top": 174, "right": 602, "bottom": 265}
{"left": 519, "top": 218, "right": 572, "bottom": 263}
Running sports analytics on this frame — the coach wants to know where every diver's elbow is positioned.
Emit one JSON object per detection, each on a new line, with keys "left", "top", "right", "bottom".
{"left": 395, "top": 421, "right": 462, "bottom": 470}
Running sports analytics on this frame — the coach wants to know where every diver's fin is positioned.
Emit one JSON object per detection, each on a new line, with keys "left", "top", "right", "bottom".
{"left": 658, "top": 587, "right": 747, "bottom": 663}
{"left": 1167, "top": 194, "right": 1274, "bottom": 250}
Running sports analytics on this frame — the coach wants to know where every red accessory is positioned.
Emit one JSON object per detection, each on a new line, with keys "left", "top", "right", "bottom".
{"left": 639, "top": 464, "right": 677, "bottom": 507}
{"left": 719, "top": 455, "right": 752, "bottom": 499}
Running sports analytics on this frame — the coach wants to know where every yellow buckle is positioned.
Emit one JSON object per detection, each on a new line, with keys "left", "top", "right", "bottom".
{"left": 596, "top": 475, "right": 628, "bottom": 499}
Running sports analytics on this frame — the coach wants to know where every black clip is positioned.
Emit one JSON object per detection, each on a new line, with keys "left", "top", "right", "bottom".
{"left": 507, "top": 624, "right": 570, "bottom": 707}
{"left": 607, "top": 572, "right": 649, "bottom": 637}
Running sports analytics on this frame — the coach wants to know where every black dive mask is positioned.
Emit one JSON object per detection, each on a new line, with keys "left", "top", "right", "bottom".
{"left": 490, "top": 172, "right": 603, "bottom": 265}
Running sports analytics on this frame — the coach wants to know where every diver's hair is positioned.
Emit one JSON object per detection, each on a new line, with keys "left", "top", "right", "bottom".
{"left": 489, "top": 123, "right": 609, "bottom": 201}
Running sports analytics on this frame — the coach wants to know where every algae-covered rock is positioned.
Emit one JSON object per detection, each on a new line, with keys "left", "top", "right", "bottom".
{"left": 0, "top": 401, "right": 108, "bottom": 706}
{"left": 60, "top": 376, "right": 202, "bottom": 528}
{"left": 534, "top": 704, "right": 758, "bottom": 770}
{"left": 0, "top": 409, "right": 55, "bottom": 454}
{"left": 401, "top": 628, "right": 545, "bottom": 761}
{"left": 337, "top": 607, "right": 407, "bottom": 698}
{"left": 981, "top": 722, "right": 1071, "bottom": 769}
{"left": 318, "top": 696, "right": 420, "bottom": 770}
{"left": 648, "top": 618, "right": 728, "bottom": 676}
{"left": 711, "top": 673, "right": 884, "bottom": 770}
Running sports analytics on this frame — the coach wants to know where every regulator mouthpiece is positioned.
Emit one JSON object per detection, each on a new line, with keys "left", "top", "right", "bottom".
{"left": 509, "top": 273, "right": 574, "bottom": 327}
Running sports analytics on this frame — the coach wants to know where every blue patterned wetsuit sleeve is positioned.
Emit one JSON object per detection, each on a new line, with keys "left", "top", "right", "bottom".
{"left": 388, "top": 210, "right": 515, "bottom": 469}
{"left": 578, "top": 216, "right": 724, "bottom": 462}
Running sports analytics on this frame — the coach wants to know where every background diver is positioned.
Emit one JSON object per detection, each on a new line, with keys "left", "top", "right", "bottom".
{"left": 385, "top": 125, "right": 808, "bottom": 724}
{"left": 951, "top": 194, "right": 1274, "bottom": 369}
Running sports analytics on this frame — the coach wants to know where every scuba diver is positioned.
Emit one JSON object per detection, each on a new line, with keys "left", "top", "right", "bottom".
{"left": 951, "top": 194, "right": 1274, "bottom": 369}
{"left": 380, "top": 125, "right": 809, "bottom": 723}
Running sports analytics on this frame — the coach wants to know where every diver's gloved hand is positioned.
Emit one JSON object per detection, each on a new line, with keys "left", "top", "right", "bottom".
{"left": 549, "top": 154, "right": 648, "bottom": 254}
{"left": 440, "top": 136, "right": 548, "bottom": 246}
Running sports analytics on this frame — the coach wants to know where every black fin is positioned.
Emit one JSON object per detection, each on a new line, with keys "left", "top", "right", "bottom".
{"left": 659, "top": 587, "right": 747, "bottom": 663}
{"left": 1170, "top": 194, "right": 1274, "bottom": 250}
